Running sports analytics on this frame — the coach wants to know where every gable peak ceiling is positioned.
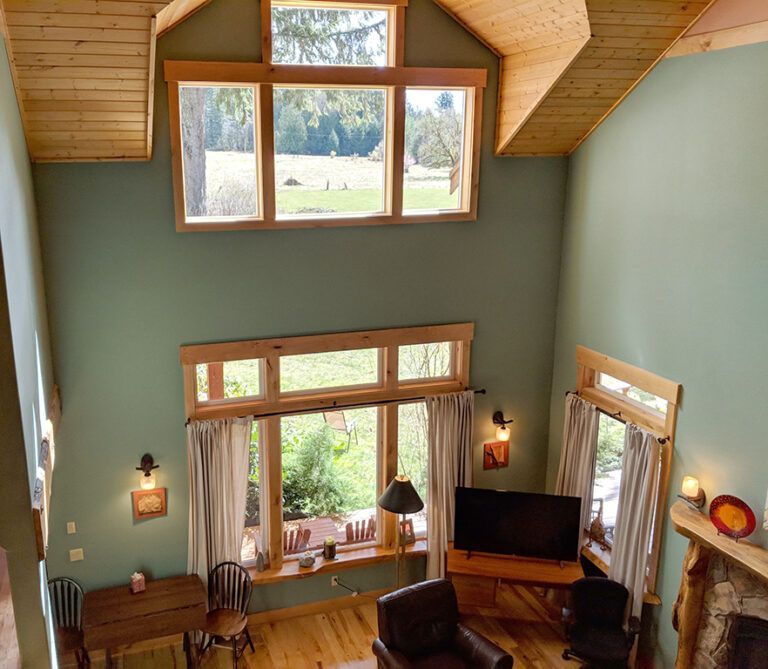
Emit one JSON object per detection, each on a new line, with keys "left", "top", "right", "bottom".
{"left": 0, "top": 0, "right": 210, "bottom": 162}
{"left": 435, "top": 0, "right": 715, "bottom": 155}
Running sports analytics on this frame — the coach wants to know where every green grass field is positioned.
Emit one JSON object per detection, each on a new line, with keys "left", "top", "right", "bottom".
{"left": 276, "top": 188, "right": 459, "bottom": 214}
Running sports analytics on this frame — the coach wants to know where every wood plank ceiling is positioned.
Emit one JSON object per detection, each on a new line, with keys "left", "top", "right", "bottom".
{"left": 0, "top": 0, "right": 209, "bottom": 162}
{"left": 435, "top": 0, "right": 715, "bottom": 156}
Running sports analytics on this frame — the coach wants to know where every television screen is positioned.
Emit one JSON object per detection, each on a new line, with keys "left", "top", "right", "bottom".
{"left": 453, "top": 487, "right": 581, "bottom": 562}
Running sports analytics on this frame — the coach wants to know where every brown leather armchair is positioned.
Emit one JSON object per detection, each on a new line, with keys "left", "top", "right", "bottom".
{"left": 372, "top": 579, "right": 514, "bottom": 669}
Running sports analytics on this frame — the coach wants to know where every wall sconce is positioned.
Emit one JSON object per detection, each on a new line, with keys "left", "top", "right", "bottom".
{"left": 492, "top": 411, "right": 513, "bottom": 442}
{"left": 136, "top": 454, "right": 159, "bottom": 491}
{"left": 679, "top": 475, "right": 705, "bottom": 509}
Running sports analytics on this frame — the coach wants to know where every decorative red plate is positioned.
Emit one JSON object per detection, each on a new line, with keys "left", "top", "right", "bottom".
{"left": 709, "top": 495, "right": 756, "bottom": 540}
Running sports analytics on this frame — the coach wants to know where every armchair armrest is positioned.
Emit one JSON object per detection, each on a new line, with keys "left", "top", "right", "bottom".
{"left": 453, "top": 623, "right": 514, "bottom": 669}
{"left": 372, "top": 638, "right": 412, "bottom": 668}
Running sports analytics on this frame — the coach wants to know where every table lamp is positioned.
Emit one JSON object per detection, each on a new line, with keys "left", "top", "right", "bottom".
{"left": 378, "top": 475, "right": 424, "bottom": 589}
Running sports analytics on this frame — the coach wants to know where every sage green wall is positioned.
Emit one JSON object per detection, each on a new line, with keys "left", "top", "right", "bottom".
{"left": 547, "top": 43, "right": 768, "bottom": 665}
{"left": 36, "top": 0, "right": 568, "bottom": 608}
{"left": 0, "top": 42, "right": 53, "bottom": 668}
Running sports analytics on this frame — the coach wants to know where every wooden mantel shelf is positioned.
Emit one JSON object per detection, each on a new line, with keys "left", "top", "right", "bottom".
{"left": 671, "top": 501, "right": 768, "bottom": 584}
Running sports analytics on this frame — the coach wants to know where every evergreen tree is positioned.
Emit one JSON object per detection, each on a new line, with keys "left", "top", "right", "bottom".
{"left": 275, "top": 104, "right": 307, "bottom": 154}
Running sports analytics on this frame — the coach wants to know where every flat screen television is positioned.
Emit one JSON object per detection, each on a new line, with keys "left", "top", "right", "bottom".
{"left": 453, "top": 487, "right": 581, "bottom": 562}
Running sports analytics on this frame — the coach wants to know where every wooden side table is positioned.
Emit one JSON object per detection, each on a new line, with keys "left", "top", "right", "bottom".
{"left": 83, "top": 574, "right": 206, "bottom": 668}
{"left": 446, "top": 542, "right": 583, "bottom": 608}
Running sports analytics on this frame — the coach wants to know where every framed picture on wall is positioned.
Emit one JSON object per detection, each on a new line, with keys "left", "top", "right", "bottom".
{"left": 400, "top": 518, "right": 416, "bottom": 545}
{"left": 483, "top": 441, "right": 509, "bottom": 470}
{"left": 132, "top": 488, "right": 167, "bottom": 521}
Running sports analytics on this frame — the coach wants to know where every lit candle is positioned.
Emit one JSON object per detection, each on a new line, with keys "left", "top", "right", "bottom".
{"left": 681, "top": 476, "right": 700, "bottom": 498}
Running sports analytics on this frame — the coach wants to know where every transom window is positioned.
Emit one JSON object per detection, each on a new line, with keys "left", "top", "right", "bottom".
{"left": 180, "top": 323, "right": 473, "bottom": 567}
{"left": 271, "top": 1, "right": 393, "bottom": 66}
{"left": 165, "top": 0, "right": 485, "bottom": 231}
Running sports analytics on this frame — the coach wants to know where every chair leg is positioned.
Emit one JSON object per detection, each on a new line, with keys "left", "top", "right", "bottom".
{"left": 232, "top": 636, "right": 238, "bottom": 669}
{"left": 198, "top": 633, "right": 214, "bottom": 661}
{"left": 245, "top": 628, "right": 255, "bottom": 653}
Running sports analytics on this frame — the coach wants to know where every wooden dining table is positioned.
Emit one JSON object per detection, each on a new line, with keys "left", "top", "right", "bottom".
{"left": 82, "top": 574, "right": 206, "bottom": 667}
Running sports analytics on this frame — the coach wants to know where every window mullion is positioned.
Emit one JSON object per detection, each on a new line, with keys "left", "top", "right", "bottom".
{"left": 390, "top": 86, "right": 406, "bottom": 218}
{"left": 259, "top": 83, "right": 277, "bottom": 223}
{"left": 261, "top": 0, "right": 273, "bottom": 64}
{"left": 381, "top": 403, "right": 398, "bottom": 550}
{"left": 264, "top": 416, "right": 283, "bottom": 568}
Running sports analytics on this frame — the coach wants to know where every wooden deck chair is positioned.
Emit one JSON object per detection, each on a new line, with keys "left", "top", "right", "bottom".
{"left": 323, "top": 411, "right": 358, "bottom": 451}
{"left": 449, "top": 161, "right": 460, "bottom": 195}
{"left": 284, "top": 527, "right": 311, "bottom": 555}
{"left": 345, "top": 516, "right": 376, "bottom": 544}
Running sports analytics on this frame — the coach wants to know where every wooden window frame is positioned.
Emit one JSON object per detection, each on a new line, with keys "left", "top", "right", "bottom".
{"left": 263, "top": 0, "right": 406, "bottom": 67}
{"left": 575, "top": 345, "right": 682, "bottom": 598}
{"left": 180, "top": 323, "right": 473, "bottom": 568}
{"left": 165, "top": 35, "right": 486, "bottom": 232}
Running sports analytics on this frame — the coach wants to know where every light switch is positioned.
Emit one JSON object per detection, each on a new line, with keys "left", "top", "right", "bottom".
{"left": 69, "top": 548, "right": 84, "bottom": 562}
{"left": 66, "top": 522, "right": 76, "bottom": 535}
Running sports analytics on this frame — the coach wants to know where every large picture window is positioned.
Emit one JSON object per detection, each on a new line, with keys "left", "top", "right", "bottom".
{"left": 166, "top": 0, "right": 485, "bottom": 231}
{"left": 180, "top": 323, "right": 474, "bottom": 568}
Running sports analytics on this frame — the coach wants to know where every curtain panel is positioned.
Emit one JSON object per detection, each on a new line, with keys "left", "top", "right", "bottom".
{"left": 187, "top": 417, "right": 252, "bottom": 583}
{"left": 608, "top": 424, "right": 661, "bottom": 618}
{"left": 426, "top": 390, "right": 474, "bottom": 579}
{"left": 555, "top": 393, "right": 600, "bottom": 533}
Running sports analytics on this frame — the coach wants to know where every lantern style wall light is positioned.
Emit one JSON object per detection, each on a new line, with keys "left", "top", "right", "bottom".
{"left": 492, "top": 411, "right": 514, "bottom": 442}
{"left": 136, "top": 454, "right": 159, "bottom": 490}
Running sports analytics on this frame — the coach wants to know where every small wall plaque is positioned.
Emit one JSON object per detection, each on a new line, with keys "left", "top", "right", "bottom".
{"left": 132, "top": 488, "right": 167, "bottom": 521}
{"left": 483, "top": 441, "right": 509, "bottom": 470}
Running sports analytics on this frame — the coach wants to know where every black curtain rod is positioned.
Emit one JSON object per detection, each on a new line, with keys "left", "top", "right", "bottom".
{"left": 566, "top": 390, "right": 669, "bottom": 445}
{"left": 186, "top": 388, "right": 486, "bottom": 425}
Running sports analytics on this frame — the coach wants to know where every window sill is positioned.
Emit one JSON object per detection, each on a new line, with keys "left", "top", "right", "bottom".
{"left": 581, "top": 535, "right": 661, "bottom": 606}
{"left": 249, "top": 539, "right": 427, "bottom": 585}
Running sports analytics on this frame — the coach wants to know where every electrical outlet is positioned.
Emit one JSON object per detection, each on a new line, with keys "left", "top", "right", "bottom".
{"left": 331, "top": 576, "right": 339, "bottom": 587}
{"left": 66, "top": 521, "right": 76, "bottom": 535}
{"left": 69, "top": 548, "right": 84, "bottom": 562}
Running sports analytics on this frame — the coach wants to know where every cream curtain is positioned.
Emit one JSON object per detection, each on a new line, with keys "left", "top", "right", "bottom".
{"left": 555, "top": 393, "right": 600, "bottom": 533}
{"left": 608, "top": 423, "right": 661, "bottom": 618}
{"left": 426, "top": 390, "right": 474, "bottom": 579}
{"left": 187, "top": 417, "right": 252, "bottom": 583}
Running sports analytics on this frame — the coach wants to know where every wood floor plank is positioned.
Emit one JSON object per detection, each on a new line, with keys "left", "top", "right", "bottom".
{"left": 60, "top": 584, "right": 570, "bottom": 668}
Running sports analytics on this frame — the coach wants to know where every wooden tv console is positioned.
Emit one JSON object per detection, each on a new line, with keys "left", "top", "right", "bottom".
{"left": 446, "top": 542, "right": 583, "bottom": 608}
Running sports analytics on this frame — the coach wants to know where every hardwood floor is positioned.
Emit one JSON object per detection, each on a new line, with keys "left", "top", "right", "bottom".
{"left": 64, "top": 584, "right": 571, "bottom": 668}
{"left": 0, "top": 550, "right": 21, "bottom": 669}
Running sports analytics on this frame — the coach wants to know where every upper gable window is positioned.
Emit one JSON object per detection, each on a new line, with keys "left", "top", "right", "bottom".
{"left": 165, "top": 0, "right": 486, "bottom": 231}
{"left": 272, "top": 2, "right": 392, "bottom": 66}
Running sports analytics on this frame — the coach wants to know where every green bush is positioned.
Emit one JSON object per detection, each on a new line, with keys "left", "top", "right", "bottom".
{"left": 282, "top": 426, "right": 349, "bottom": 517}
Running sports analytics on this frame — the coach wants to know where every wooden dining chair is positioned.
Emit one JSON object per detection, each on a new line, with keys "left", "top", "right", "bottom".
{"left": 201, "top": 562, "right": 255, "bottom": 668}
{"left": 47, "top": 577, "right": 89, "bottom": 668}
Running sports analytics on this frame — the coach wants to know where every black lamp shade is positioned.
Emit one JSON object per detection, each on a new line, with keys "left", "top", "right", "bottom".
{"left": 378, "top": 475, "right": 424, "bottom": 514}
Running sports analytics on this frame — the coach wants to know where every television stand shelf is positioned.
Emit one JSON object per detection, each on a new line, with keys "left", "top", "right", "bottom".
{"left": 446, "top": 542, "right": 582, "bottom": 608}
